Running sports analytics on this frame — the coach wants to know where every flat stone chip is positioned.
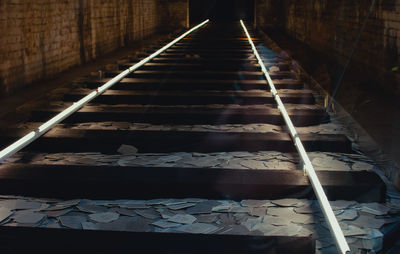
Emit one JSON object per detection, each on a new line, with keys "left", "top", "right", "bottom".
{"left": 77, "top": 204, "right": 109, "bottom": 214}
{"left": 271, "top": 199, "right": 302, "bottom": 207}
{"left": 186, "top": 203, "right": 214, "bottom": 214}
{"left": 117, "top": 144, "right": 138, "bottom": 155}
{"left": 168, "top": 214, "right": 197, "bottom": 224}
{"left": 159, "top": 155, "right": 182, "bottom": 163}
{"left": 291, "top": 213, "right": 315, "bottom": 224}
{"left": 342, "top": 225, "right": 367, "bottom": 236}
{"left": 359, "top": 228, "right": 384, "bottom": 240}
{"left": 0, "top": 208, "right": 13, "bottom": 223}
{"left": 361, "top": 203, "right": 391, "bottom": 216}
{"left": 13, "top": 212, "right": 45, "bottom": 224}
{"left": 46, "top": 200, "right": 81, "bottom": 211}
{"left": 240, "top": 216, "right": 263, "bottom": 231}
{"left": 145, "top": 199, "right": 165, "bottom": 205}
{"left": 269, "top": 224, "right": 303, "bottom": 236}
{"left": 160, "top": 199, "right": 188, "bottom": 206}
{"left": 187, "top": 157, "right": 220, "bottom": 167}
{"left": 294, "top": 204, "right": 320, "bottom": 214}
{"left": 212, "top": 204, "right": 232, "bottom": 212}
{"left": 45, "top": 221, "right": 62, "bottom": 229}
{"left": 225, "top": 159, "right": 248, "bottom": 169}
{"left": 113, "top": 208, "right": 137, "bottom": 217}
{"left": 120, "top": 203, "right": 149, "bottom": 209}
{"left": 81, "top": 221, "right": 98, "bottom": 230}
{"left": 337, "top": 209, "right": 359, "bottom": 221}
{"left": 248, "top": 207, "right": 268, "bottom": 217}
{"left": 93, "top": 217, "right": 134, "bottom": 231}
{"left": 352, "top": 229, "right": 383, "bottom": 250}
{"left": 177, "top": 223, "right": 219, "bottom": 234}
{"left": 234, "top": 213, "right": 251, "bottom": 224}
{"left": 59, "top": 215, "right": 87, "bottom": 229}
{"left": 263, "top": 160, "right": 295, "bottom": 170}
{"left": 152, "top": 219, "right": 181, "bottom": 229}
{"left": 297, "top": 227, "right": 314, "bottom": 237}
{"left": 252, "top": 223, "right": 279, "bottom": 235}
{"left": 348, "top": 214, "right": 387, "bottom": 229}
{"left": 135, "top": 209, "right": 160, "bottom": 219}
{"left": 219, "top": 213, "right": 236, "bottom": 225}
{"left": 167, "top": 203, "right": 196, "bottom": 210}
{"left": 345, "top": 237, "right": 359, "bottom": 244}
{"left": 192, "top": 152, "right": 206, "bottom": 157}
{"left": 200, "top": 200, "right": 223, "bottom": 207}
{"left": 124, "top": 217, "right": 152, "bottom": 232}
{"left": 182, "top": 198, "right": 207, "bottom": 203}
{"left": 0, "top": 200, "right": 42, "bottom": 210}
{"left": 92, "top": 200, "right": 122, "bottom": 207}
{"left": 55, "top": 199, "right": 81, "bottom": 207}
{"left": 312, "top": 157, "right": 350, "bottom": 171}
{"left": 196, "top": 214, "right": 218, "bottom": 223}
{"left": 263, "top": 215, "right": 291, "bottom": 226}
{"left": 357, "top": 238, "right": 382, "bottom": 251}
{"left": 352, "top": 161, "right": 374, "bottom": 171}
{"left": 44, "top": 209, "right": 72, "bottom": 218}
{"left": 240, "top": 200, "right": 271, "bottom": 208}
{"left": 219, "top": 225, "right": 251, "bottom": 235}
{"left": 231, "top": 152, "right": 254, "bottom": 158}
{"left": 230, "top": 207, "right": 251, "bottom": 213}
{"left": 36, "top": 203, "right": 50, "bottom": 211}
{"left": 157, "top": 208, "right": 179, "bottom": 219}
{"left": 89, "top": 212, "right": 119, "bottom": 223}
{"left": 269, "top": 66, "right": 280, "bottom": 72}
{"left": 124, "top": 200, "right": 148, "bottom": 206}
{"left": 239, "top": 160, "right": 267, "bottom": 169}
{"left": 267, "top": 207, "right": 296, "bottom": 217}
{"left": 329, "top": 200, "right": 357, "bottom": 210}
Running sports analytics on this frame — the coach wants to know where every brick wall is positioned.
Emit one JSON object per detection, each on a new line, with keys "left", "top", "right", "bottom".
{"left": 166, "top": 0, "right": 188, "bottom": 29}
{"left": 255, "top": 0, "right": 400, "bottom": 94}
{"left": 0, "top": 0, "right": 188, "bottom": 96}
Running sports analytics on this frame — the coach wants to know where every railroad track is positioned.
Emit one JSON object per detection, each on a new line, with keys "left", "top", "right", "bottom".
{"left": 0, "top": 21, "right": 398, "bottom": 254}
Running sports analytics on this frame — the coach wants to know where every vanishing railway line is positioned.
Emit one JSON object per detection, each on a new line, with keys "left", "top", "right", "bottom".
{"left": 0, "top": 21, "right": 396, "bottom": 254}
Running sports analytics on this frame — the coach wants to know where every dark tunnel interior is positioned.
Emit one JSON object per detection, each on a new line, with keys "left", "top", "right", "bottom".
{"left": 0, "top": 1, "right": 400, "bottom": 253}
{"left": 189, "top": 0, "right": 254, "bottom": 24}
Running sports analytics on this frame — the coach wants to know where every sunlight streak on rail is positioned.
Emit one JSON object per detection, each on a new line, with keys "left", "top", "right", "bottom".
{"left": 240, "top": 19, "right": 351, "bottom": 254}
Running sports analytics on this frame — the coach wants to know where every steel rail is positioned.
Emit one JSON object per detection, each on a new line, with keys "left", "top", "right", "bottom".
{"left": 240, "top": 20, "right": 351, "bottom": 254}
{"left": 0, "top": 19, "right": 210, "bottom": 163}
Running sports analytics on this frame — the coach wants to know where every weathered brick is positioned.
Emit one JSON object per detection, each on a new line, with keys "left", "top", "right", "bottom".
{"left": 0, "top": 0, "right": 188, "bottom": 96}
{"left": 256, "top": 0, "right": 400, "bottom": 93}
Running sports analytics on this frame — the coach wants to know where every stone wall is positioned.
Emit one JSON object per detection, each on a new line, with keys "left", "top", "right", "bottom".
{"left": 0, "top": 0, "right": 188, "bottom": 96}
{"left": 255, "top": 0, "right": 400, "bottom": 95}
{"left": 165, "top": 0, "right": 188, "bottom": 29}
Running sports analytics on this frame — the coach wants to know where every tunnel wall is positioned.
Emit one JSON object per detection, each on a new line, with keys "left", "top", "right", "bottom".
{"left": 0, "top": 0, "right": 188, "bottom": 97}
{"left": 255, "top": 0, "right": 400, "bottom": 94}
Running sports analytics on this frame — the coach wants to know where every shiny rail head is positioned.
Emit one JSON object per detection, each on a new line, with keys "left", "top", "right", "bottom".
{"left": 0, "top": 19, "right": 210, "bottom": 163}
{"left": 239, "top": 19, "right": 351, "bottom": 254}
